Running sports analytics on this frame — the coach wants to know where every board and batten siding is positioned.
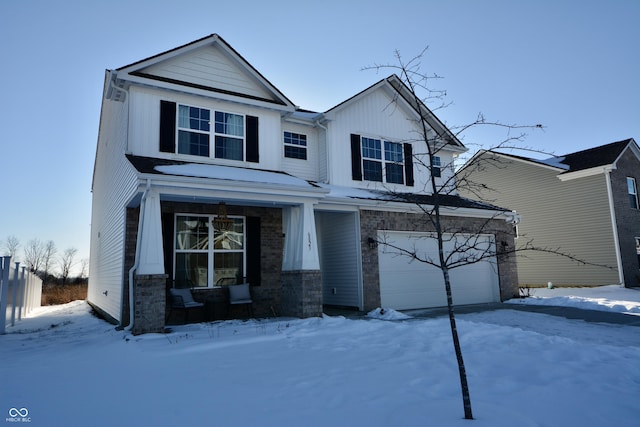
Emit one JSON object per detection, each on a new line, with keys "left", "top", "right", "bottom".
{"left": 326, "top": 87, "right": 456, "bottom": 192}
{"left": 88, "top": 93, "right": 139, "bottom": 322}
{"left": 316, "top": 211, "right": 362, "bottom": 308}
{"left": 461, "top": 156, "right": 619, "bottom": 286}
{"left": 128, "top": 86, "right": 283, "bottom": 169}
{"left": 138, "top": 44, "right": 276, "bottom": 101}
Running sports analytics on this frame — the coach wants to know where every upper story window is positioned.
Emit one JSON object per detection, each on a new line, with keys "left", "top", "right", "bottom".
{"left": 214, "top": 111, "right": 245, "bottom": 160}
{"left": 360, "top": 137, "right": 404, "bottom": 184}
{"left": 178, "top": 105, "right": 211, "bottom": 157}
{"left": 628, "top": 177, "right": 638, "bottom": 209}
{"left": 160, "top": 100, "right": 259, "bottom": 163}
{"left": 431, "top": 156, "right": 442, "bottom": 178}
{"left": 177, "top": 105, "right": 245, "bottom": 160}
{"left": 384, "top": 141, "right": 404, "bottom": 184}
{"left": 284, "top": 131, "right": 307, "bottom": 160}
{"left": 350, "top": 133, "right": 414, "bottom": 187}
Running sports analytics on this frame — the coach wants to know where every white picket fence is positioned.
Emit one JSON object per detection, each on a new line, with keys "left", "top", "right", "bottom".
{"left": 1, "top": 256, "right": 42, "bottom": 334}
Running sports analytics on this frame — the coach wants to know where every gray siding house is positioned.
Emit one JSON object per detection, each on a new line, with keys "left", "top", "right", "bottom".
{"left": 459, "top": 139, "right": 640, "bottom": 288}
{"left": 89, "top": 34, "right": 520, "bottom": 334}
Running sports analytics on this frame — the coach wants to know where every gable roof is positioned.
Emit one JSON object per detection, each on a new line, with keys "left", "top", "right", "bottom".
{"left": 558, "top": 138, "right": 636, "bottom": 172}
{"left": 467, "top": 138, "right": 638, "bottom": 176}
{"left": 323, "top": 74, "right": 466, "bottom": 152}
{"left": 113, "top": 34, "right": 295, "bottom": 109}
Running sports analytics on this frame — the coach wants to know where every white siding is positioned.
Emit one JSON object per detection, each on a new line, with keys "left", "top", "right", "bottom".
{"left": 326, "top": 87, "right": 457, "bottom": 193}
{"left": 138, "top": 45, "right": 276, "bottom": 101}
{"left": 281, "top": 122, "right": 320, "bottom": 181}
{"left": 128, "top": 86, "right": 284, "bottom": 170}
{"left": 316, "top": 211, "right": 362, "bottom": 308}
{"left": 88, "top": 92, "right": 139, "bottom": 322}
{"left": 460, "top": 156, "right": 619, "bottom": 286}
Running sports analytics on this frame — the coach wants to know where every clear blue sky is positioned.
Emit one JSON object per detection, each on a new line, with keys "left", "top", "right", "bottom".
{"left": 1, "top": 0, "right": 638, "bottom": 272}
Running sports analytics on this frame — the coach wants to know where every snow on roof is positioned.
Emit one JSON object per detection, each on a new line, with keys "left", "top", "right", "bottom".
{"left": 315, "top": 183, "right": 382, "bottom": 199}
{"left": 536, "top": 156, "right": 570, "bottom": 170}
{"left": 155, "top": 163, "right": 314, "bottom": 188}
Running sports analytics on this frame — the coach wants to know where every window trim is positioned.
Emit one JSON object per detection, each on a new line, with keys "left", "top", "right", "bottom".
{"left": 175, "top": 103, "right": 246, "bottom": 161}
{"left": 283, "top": 131, "right": 308, "bottom": 160}
{"left": 173, "top": 213, "right": 246, "bottom": 288}
{"left": 628, "top": 177, "right": 639, "bottom": 209}
{"left": 431, "top": 155, "right": 442, "bottom": 178}
{"left": 360, "top": 136, "right": 404, "bottom": 184}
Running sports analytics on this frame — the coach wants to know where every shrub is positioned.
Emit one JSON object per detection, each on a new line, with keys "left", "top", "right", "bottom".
{"left": 41, "top": 283, "right": 87, "bottom": 305}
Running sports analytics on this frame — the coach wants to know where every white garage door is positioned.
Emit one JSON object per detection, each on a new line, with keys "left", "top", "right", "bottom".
{"left": 378, "top": 231, "right": 500, "bottom": 310}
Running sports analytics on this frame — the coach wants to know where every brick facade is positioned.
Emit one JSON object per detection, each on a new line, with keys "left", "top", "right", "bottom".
{"left": 359, "top": 209, "right": 519, "bottom": 311}
{"left": 280, "top": 270, "right": 323, "bottom": 318}
{"left": 610, "top": 150, "right": 640, "bottom": 286}
{"left": 125, "top": 201, "right": 519, "bottom": 330}
{"left": 132, "top": 273, "right": 167, "bottom": 335}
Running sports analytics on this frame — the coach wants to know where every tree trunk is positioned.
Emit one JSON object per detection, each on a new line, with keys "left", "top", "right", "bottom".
{"left": 442, "top": 265, "right": 473, "bottom": 420}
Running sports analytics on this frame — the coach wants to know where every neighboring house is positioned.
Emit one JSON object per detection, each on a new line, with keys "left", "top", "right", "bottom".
{"left": 88, "top": 34, "right": 520, "bottom": 334}
{"left": 458, "top": 139, "right": 640, "bottom": 288}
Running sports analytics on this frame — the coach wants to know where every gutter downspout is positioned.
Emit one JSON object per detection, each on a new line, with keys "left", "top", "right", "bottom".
{"left": 604, "top": 168, "right": 625, "bottom": 286}
{"left": 314, "top": 120, "right": 329, "bottom": 182}
{"left": 123, "top": 179, "right": 151, "bottom": 331}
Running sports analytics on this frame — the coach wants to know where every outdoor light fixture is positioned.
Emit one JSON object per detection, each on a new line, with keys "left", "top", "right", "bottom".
{"left": 368, "top": 237, "right": 378, "bottom": 249}
{"left": 213, "top": 202, "right": 234, "bottom": 232}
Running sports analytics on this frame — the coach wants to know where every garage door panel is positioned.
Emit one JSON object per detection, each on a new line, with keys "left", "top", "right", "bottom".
{"left": 378, "top": 231, "right": 499, "bottom": 310}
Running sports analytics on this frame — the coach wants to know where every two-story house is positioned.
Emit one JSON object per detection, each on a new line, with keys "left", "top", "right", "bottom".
{"left": 88, "top": 34, "right": 520, "bottom": 334}
{"left": 458, "top": 139, "right": 640, "bottom": 288}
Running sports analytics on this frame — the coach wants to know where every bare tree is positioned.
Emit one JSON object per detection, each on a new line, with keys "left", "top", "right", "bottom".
{"left": 366, "top": 49, "right": 545, "bottom": 420}
{"left": 42, "top": 240, "right": 57, "bottom": 283}
{"left": 24, "top": 238, "right": 45, "bottom": 273}
{"left": 79, "top": 258, "right": 89, "bottom": 279}
{"left": 59, "top": 247, "right": 78, "bottom": 285}
{"left": 2, "top": 235, "right": 21, "bottom": 260}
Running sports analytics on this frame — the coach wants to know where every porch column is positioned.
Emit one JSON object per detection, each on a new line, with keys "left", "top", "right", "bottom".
{"left": 133, "top": 188, "right": 166, "bottom": 335}
{"left": 282, "top": 201, "right": 320, "bottom": 271}
{"left": 281, "top": 201, "right": 322, "bottom": 318}
{"left": 137, "top": 188, "right": 165, "bottom": 275}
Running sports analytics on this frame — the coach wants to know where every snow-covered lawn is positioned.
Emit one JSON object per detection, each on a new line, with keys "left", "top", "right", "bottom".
{"left": 1, "top": 286, "right": 639, "bottom": 426}
{"left": 507, "top": 284, "right": 640, "bottom": 314}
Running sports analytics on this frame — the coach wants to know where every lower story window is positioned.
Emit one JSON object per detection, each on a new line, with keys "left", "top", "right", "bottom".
{"left": 636, "top": 237, "right": 640, "bottom": 269}
{"left": 174, "top": 214, "right": 245, "bottom": 288}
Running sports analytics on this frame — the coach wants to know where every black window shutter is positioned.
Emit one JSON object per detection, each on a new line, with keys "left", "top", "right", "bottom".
{"left": 246, "top": 116, "right": 259, "bottom": 163}
{"left": 161, "top": 212, "right": 174, "bottom": 284}
{"left": 403, "top": 143, "right": 414, "bottom": 187}
{"left": 246, "top": 216, "right": 261, "bottom": 286}
{"left": 159, "top": 101, "right": 176, "bottom": 153}
{"left": 350, "top": 134, "right": 362, "bottom": 181}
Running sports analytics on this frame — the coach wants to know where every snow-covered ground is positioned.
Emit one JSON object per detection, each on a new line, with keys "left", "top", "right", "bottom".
{"left": 1, "top": 285, "right": 639, "bottom": 426}
{"left": 506, "top": 284, "right": 640, "bottom": 314}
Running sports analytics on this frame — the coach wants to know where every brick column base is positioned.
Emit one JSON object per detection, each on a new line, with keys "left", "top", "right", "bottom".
{"left": 133, "top": 274, "right": 167, "bottom": 335}
{"left": 280, "top": 270, "right": 322, "bottom": 318}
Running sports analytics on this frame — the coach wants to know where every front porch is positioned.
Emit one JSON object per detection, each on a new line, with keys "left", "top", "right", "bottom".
{"left": 123, "top": 188, "right": 324, "bottom": 334}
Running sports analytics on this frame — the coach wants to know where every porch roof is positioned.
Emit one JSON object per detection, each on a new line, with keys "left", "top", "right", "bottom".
{"left": 316, "top": 183, "right": 505, "bottom": 211}
{"left": 127, "top": 155, "right": 319, "bottom": 189}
